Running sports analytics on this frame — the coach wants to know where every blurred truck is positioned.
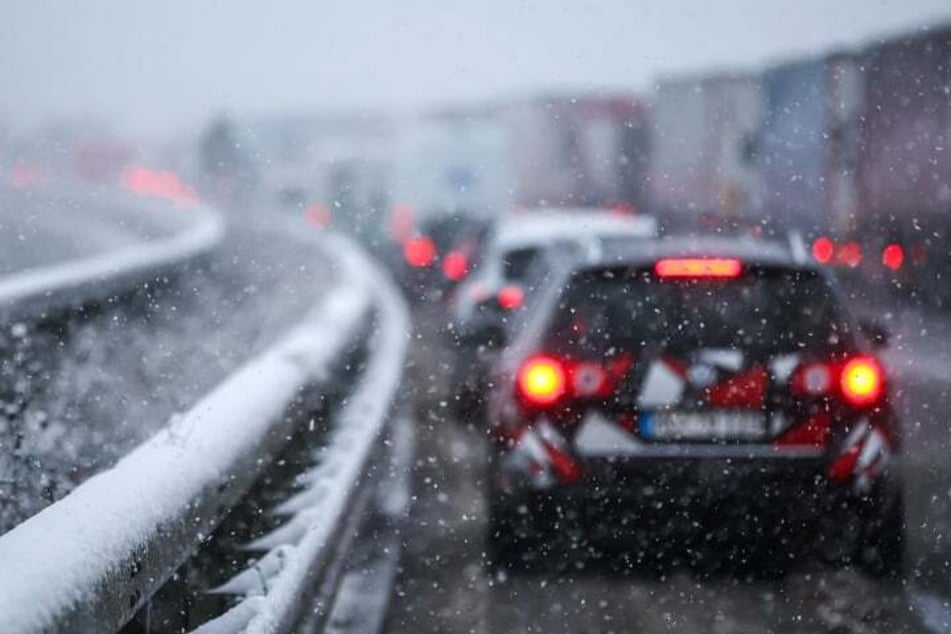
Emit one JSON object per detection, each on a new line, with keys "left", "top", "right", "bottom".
{"left": 650, "top": 73, "right": 762, "bottom": 231}
{"left": 504, "top": 94, "right": 651, "bottom": 210}
{"left": 857, "top": 26, "right": 951, "bottom": 301}
{"left": 758, "top": 54, "right": 863, "bottom": 238}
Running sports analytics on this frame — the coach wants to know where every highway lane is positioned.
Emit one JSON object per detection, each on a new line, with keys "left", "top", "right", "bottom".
{"left": 385, "top": 303, "right": 944, "bottom": 633}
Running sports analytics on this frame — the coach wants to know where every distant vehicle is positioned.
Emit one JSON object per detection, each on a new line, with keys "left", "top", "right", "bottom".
{"left": 484, "top": 236, "right": 903, "bottom": 574}
{"left": 857, "top": 26, "right": 951, "bottom": 303}
{"left": 447, "top": 209, "right": 658, "bottom": 420}
{"left": 394, "top": 212, "right": 490, "bottom": 305}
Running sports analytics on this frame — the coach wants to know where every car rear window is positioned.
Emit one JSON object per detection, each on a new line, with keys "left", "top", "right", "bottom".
{"left": 501, "top": 247, "right": 544, "bottom": 282}
{"left": 545, "top": 265, "right": 853, "bottom": 358}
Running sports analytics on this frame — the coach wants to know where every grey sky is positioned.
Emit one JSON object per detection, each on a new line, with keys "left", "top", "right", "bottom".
{"left": 2, "top": 0, "right": 950, "bottom": 135}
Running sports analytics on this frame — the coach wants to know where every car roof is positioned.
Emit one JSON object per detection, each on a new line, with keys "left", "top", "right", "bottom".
{"left": 585, "top": 234, "right": 814, "bottom": 272}
{"left": 494, "top": 210, "right": 658, "bottom": 252}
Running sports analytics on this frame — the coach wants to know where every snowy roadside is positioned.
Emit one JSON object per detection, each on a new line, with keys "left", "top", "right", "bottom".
{"left": 0, "top": 202, "right": 340, "bottom": 532}
{"left": 0, "top": 250, "right": 372, "bottom": 632}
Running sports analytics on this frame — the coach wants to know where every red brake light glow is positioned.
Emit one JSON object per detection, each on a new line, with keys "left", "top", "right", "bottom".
{"left": 441, "top": 251, "right": 468, "bottom": 281}
{"left": 837, "top": 242, "right": 863, "bottom": 268}
{"left": 882, "top": 243, "right": 904, "bottom": 271}
{"left": 840, "top": 356, "right": 883, "bottom": 406}
{"left": 403, "top": 236, "right": 436, "bottom": 268}
{"left": 812, "top": 236, "right": 834, "bottom": 264}
{"left": 654, "top": 258, "right": 742, "bottom": 279}
{"left": 517, "top": 356, "right": 566, "bottom": 407}
{"left": 497, "top": 285, "right": 525, "bottom": 310}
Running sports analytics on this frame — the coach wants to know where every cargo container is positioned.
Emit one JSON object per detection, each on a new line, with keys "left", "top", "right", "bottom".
{"left": 506, "top": 94, "right": 650, "bottom": 210}
{"left": 857, "top": 26, "right": 951, "bottom": 298}
{"left": 391, "top": 107, "right": 513, "bottom": 224}
{"left": 650, "top": 73, "right": 762, "bottom": 229}
{"left": 759, "top": 58, "right": 831, "bottom": 233}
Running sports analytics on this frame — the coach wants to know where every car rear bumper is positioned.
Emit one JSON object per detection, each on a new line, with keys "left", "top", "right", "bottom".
{"left": 493, "top": 453, "right": 900, "bottom": 543}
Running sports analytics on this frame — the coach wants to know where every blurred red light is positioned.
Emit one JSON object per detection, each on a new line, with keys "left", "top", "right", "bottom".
{"left": 812, "top": 236, "right": 834, "bottom": 264}
{"left": 497, "top": 285, "right": 525, "bottom": 310}
{"left": 840, "top": 356, "right": 883, "bottom": 406}
{"left": 654, "top": 258, "right": 742, "bottom": 278}
{"left": 611, "top": 202, "right": 636, "bottom": 216}
{"left": 517, "top": 356, "right": 566, "bottom": 406}
{"left": 403, "top": 236, "right": 436, "bottom": 268}
{"left": 441, "top": 251, "right": 468, "bottom": 281}
{"left": 305, "top": 203, "right": 331, "bottom": 228}
{"left": 882, "top": 243, "right": 904, "bottom": 271}
{"left": 837, "top": 242, "right": 863, "bottom": 268}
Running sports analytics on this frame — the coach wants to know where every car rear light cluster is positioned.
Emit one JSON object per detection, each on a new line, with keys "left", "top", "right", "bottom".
{"left": 516, "top": 354, "right": 629, "bottom": 408}
{"left": 790, "top": 355, "right": 884, "bottom": 407}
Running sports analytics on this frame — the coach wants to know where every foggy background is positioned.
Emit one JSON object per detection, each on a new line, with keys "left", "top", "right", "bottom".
{"left": 3, "top": 0, "right": 951, "bottom": 135}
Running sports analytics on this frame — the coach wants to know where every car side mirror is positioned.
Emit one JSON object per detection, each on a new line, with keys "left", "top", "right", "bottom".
{"left": 859, "top": 318, "right": 889, "bottom": 348}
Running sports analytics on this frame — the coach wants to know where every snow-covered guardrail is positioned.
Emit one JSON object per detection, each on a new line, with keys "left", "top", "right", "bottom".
{"left": 0, "top": 234, "right": 409, "bottom": 633}
{"left": 194, "top": 237, "right": 410, "bottom": 633}
{"left": 0, "top": 187, "right": 225, "bottom": 322}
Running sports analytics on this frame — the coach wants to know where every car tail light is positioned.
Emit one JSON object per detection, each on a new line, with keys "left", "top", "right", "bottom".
{"left": 882, "top": 243, "right": 904, "bottom": 271}
{"left": 837, "top": 242, "right": 863, "bottom": 268}
{"left": 790, "top": 357, "right": 884, "bottom": 407}
{"left": 517, "top": 356, "right": 566, "bottom": 407}
{"left": 441, "top": 251, "right": 468, "bottom": 281}
{"left": 840, "top": 356, "right": 883, "bottom": 406}
{"left": 497, "top": 285, "right": 524, "bottom": 310}
{"left": 654, "top": 258, "right": 742, "bottom": 279}
{"left": 403, "top": 236, "right": 436, "bottom": 268}
{"left": 812, "top": 236, "right": 834, "bottom": 264}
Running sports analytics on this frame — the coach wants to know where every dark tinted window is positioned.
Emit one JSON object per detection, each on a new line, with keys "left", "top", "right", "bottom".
{"left": 546, "top": 266, "right": 851, "bottom": 358}
{"left": 502, "top": 247, "right": 544, "bottom": 281}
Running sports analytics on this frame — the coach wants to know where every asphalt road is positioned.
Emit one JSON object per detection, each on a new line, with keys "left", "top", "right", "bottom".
{"left": 385, "top": 301, "right": 951, "bottom": 633}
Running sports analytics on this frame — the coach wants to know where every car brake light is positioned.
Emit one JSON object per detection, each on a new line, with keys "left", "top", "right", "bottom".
{"left": 882, "top": 243, "right": 904, "bottom": 271}
{"left": 840, "top": 356, "right": 883, "bottom": 406}
{"left": 654, "top": 258, "right": 742, "bottom": 279}
{"left": 837, "top": 242, "right": 863, "bottom": 268}
{"left": 812, "top": 236, "right": 834, "bottom": 264}
{"left": 517, "top": 356, "right": 566, "bottom": 407}
{"left": 497, "top": 285, "right": 524, "bottom": 310}
{"left": 441, "top": 251, "right": 468, "bottom": 281}
{"left": 403, "top": 236, "right": 436, "bottom": 268}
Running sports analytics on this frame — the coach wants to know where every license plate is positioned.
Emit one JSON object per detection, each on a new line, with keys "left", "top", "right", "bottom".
{"left": 639, "top": 411, "right": 766, "bottom": 442}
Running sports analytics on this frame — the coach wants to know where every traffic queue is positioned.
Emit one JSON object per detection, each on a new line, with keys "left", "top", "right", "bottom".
{"left": 391, "top": 204, "right": 903, "bottom": 575}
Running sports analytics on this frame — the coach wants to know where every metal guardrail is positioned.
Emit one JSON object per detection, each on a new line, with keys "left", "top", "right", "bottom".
{"left": 193, "top": 236, "right": 410, "bottom": 633}
{"left": 0, "top": 187, "right": 225, "bottom": 321}
{"left": 0, "top": 231, "right": 410, "bottom": 634}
